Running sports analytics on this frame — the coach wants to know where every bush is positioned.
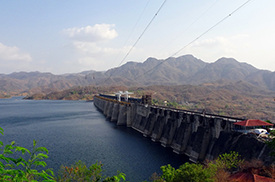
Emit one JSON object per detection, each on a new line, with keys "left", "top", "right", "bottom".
{"left": 0, "top": 127, "right": 55, "bottom": 181}
{"left": 215, "top": 151, "right": 243, "bottom": 172}
{"left": 158, "top": 163, "right": 216, "bottom": 182}
{"left": 160, "top": 164, "right": 175, "bottom": 182}
{"left": 172, "top": 163, "right": 215, "bottom": 182}
{"left": 57, "top": 160, "right": 125, "bottom": 182}
{"left": 0, "top": 127, "right": 126, "bottom": 182}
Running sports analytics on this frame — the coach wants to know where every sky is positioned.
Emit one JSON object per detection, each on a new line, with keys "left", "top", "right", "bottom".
{"left": 0, "top": 0, "right": 275, "bottom": 75}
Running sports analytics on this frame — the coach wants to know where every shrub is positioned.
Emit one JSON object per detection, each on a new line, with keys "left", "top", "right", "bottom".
{"left": 0, "top": 127, "right": 126, "bottom": 182}
{"left": 57, "top": 160, "right": 125, "bottom": 182}
{"left": 158, "top": 163, "right": 216, "bottom": 182}
{"left": 0, "top": 127, "right": 55, "bottom": 181}
{"left": 215, "top": 151, "right": 243, "bottom": 172}
{"left": 160, "top": 164, "right": 175, "bottom": 182}
{"left": 172, "top": 163, "right": 215, "bottom": 182}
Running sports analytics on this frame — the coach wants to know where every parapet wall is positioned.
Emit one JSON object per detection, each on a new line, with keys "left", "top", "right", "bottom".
{"left": 93, "top": 96, "right": 272, "bottom": 163}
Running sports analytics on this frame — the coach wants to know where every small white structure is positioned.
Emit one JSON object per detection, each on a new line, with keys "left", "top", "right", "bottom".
{"left": 114, "top": 91, "right": 123, "bottom": 102}
{"left": 123, "top": 91, "right": 133, "bottom": 102}
{"left": 114, "top": 91, "right": 133, "bottom": 102}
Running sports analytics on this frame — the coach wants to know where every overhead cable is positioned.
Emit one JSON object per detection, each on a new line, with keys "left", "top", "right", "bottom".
{"left": 134, "top": 0, "right": 252, "bottom": 80}
{"left": 112, "top": 0, "right": 151, "bottom": 68}
{"left": 104, "top": 0, "right": 167, "bottom": 83}
{"left": 156, "top": 0, "right": 220, "bottom": 55}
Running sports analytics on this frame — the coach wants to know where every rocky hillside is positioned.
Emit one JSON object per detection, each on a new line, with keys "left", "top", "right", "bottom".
{"left": 1, "top": 55, "right": 275, "bottom": 97}
{"left": 24, "top": 81, "right": 275, "bottom": 121}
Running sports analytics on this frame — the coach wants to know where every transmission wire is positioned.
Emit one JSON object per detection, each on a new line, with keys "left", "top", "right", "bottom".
{"left": 104, "top": 0, "right": 167, "bottom": 83}
{"left": 134, "top": 0, "right": 252, "bottom": 80}
{"left": 156, "top": 0, "right": 220, "bottom": 55}
{"left": 111, "top": 0, "right": 151, "bottom": 68}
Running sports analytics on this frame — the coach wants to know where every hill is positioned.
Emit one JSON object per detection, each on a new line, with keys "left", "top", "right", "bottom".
{"left": 1, "top": 54, "right": 275, "bottom": 98}
{"left": 23, "top": 81, "right": 275, "bottom": 121}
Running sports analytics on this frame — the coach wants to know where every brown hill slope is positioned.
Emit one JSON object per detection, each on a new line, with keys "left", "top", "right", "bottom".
{"left": 24, "top": 80, "right": 275, "bottom": 121}
{"left": 1, "top": 55, "right": 275, "bottom": 97}
{"left": 187, "top": 57, "right": 259, "bottom": 84}
{"left": 132, "top": 82, "right": 275, "bottom": 120}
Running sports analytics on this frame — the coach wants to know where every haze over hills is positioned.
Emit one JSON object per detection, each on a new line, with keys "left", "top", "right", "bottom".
{"left": 1, "top": 54, "right": 275, "bottom": 96}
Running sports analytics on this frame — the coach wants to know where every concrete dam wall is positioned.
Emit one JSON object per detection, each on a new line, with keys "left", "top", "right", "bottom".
{"left": 94, "top": 96, "right": 272, "bottom": 163}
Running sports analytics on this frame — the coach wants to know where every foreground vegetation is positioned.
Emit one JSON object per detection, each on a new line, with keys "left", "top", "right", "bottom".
{"left": 1, "top": 126, "right": 275, "bottom": 182}
{"left": 0, "top": 127, "right": 125, "bottom": 182}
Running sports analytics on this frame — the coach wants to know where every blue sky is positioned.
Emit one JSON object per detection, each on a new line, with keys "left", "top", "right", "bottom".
{"left": 0, "top": 0, "right": 274, "bottom": 74}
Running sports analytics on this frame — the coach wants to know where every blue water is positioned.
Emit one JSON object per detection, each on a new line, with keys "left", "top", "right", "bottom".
{"left": 0, "top": 97, "right": 188, "bottom": 181}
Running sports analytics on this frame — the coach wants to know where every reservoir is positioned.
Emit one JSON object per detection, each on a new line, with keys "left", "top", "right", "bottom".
{"left": 0, "top": 97, "right": 188, "bottom": 181}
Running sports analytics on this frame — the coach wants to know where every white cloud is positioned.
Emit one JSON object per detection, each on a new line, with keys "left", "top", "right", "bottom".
{"left": 182, "top": 34, "right": 251, "bottom": 62}
{"left": 74, "top": 45, "right": 136, "bottom": 70}
{"left": 0, "top": 42, "right": 32, "bottom": 62}
{"left": 61, "top": 23, "right": 140, "bottom": 71}
{"left": 77, "top": 56, "right": 111, "bottom": 71}
{"left": 72, "top": 41, "right": 129, "bottom": 55}
{"left": 191, "top": 35, "right": 249, "bottom": 51}
{"left": 62, "top": 24, "right": 118, "bottom": 42}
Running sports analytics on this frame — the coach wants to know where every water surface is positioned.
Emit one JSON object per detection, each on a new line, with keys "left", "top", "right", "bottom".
{"left": 0, "top": 97, "right": 188, "bottom": 181}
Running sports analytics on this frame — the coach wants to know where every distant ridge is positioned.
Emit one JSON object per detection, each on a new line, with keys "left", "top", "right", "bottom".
{"left": 0, "top": 54, "right": 275, "bottom": 95}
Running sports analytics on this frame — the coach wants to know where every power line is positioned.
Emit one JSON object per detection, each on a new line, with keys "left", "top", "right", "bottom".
{"left": 111, "top": 0, "right": 151, "bottom": 68}
{"left": 156, "top": 0, "right": 220, "bottom": 55}
{"left": 104, "top": 0, "right": 167, "bottom": 83}
{"left": 134, "top": 0, "right": 252, "bottom": 80}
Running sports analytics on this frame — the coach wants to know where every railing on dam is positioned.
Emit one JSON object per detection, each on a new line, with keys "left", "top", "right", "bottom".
{"left": 99, "top": 93, "right": 142, "bottom": 103}
{"left": 148, "top": 104, "right": 244, "bottom": 122}
{"left": 97, "top": 94, "right": 244, "bottom": 122}
{"left": 93, "top": 95, "right": 272, "bottom": 164}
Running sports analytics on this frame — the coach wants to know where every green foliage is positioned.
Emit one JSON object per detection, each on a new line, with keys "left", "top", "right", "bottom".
{"left": 70, "top": 91, "right": 78, "bottom": 95}
{"left": 158, "top": 163, "right": 215, "bottom": 182}
{"left": 57, "top": 160, "right": 125, "bottom": 182}
{"left": 167, "top": 101, "right": 178, "bottom": 108}
{"left": 172, "top": 163, "right": 215, "bottom": 182}
{"left": 0, "top": 124, "right": 245, "bottom": 182}
{"left": 135, "top": 90, "right": 144, "bottom": 97}
{"left": 0, "top": 127, "right": 55, "bottom": 181}
{"left": 160, "top": 164, "right": 175, "bottom": 182}
{"left": 0, "top": 127, "right": 125, "bottom": 182}
{"left": 102, "top": 172, "right": 126, "bottom": 182}
{"left": 152, "top": 99, "right": 158, "bottom": 105}
{"left": 215, "top": 151, "right": 243, "bottom": 171}
{"left": 156, "top": 152, "right": 242, "bottom": 182}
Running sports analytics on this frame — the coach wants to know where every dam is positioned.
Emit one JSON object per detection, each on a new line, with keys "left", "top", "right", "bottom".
{"left": 93, "top": 95, "right": 272, "bottom": 164}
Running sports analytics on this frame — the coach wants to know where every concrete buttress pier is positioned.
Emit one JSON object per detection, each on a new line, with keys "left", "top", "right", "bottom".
{"left": 117, "top": 104, "right": 127, "bottom": 125}
{"left": 93, "top": 96, "right": 272, "bottom": 164}
{"left": 111, "top": 103, "right": 119, "bottom": 122}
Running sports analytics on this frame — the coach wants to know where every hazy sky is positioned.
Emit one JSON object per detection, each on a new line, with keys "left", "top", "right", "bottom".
{"left": 0, "top": 0, "right": 274, "bottom": 74}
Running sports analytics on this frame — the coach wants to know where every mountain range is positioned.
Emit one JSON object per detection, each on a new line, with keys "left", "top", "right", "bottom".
{"left": 1, "top": 54, "right": 275, "bottom": 96}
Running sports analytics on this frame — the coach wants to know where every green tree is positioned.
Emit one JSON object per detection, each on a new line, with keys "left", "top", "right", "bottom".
{"left": 160, "top": 164, "right": 175, "bottom": 182}
{"left": 0, "top": 127, "right": 55, "bottom": 181}
{"left": 215, "top": 151, "right": 243, "bottom": 171}
{"left": 0, "top": 127, "right": 126, "bottom": 181}
{"left": 158, "top": 163, "right": 216, "bottom": 182}
{"left": 173, "top": 163, "right": 215, "bottom": 182}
